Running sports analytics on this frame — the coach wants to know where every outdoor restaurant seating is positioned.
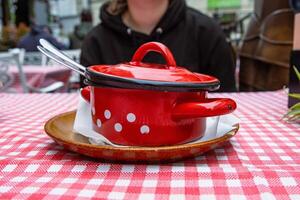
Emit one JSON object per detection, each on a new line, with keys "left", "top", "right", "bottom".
{"left": 0, "top": 46, "right": 81, "bottom": 93}
{"left": 0, "top": 49, "right": 71, "bottom": 93}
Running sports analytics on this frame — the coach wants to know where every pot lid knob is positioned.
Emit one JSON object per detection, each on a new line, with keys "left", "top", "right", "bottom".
{"left": 131, "top": 42, "right": 177, "bottom": 67}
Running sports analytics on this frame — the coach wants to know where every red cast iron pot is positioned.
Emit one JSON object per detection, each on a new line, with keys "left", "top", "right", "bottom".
{"left": 81, "top": 42, "right": 237, "bottom": 147}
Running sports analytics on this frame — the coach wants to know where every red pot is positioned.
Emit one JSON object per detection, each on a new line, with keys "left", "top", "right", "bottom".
{"left": 81, "top": 42, "right": 236, "bottom": 146}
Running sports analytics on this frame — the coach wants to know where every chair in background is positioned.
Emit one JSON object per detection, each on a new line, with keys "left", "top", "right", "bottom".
{"left": 12, "top": 48, "right": 81, "bottom": 92}
{"left": 44, "top": 49, "right": 81, "bottom": 65}
{"left": 19, "top": 49, "right": 80, "bottom": 67}
{"left": 54, "top": 49, "right": 81, "bottom": 92}
{"left": 21, "top": 51, "right": 48, "bottom": 66}
{"left": 62, "top": 49, "right": 81, "bottom": 63}
{"left": 0, "top": 54, "right": 14, "bottom": 92}
{"left": 238, "top": 0, "right": 294, "bottom": 91}
{"left": 0, "top": 49, "right": 64, "bottom": 93}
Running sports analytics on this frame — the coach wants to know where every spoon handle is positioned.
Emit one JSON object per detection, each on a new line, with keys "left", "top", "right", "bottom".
{"left": 39, "top": 39, "right": 86, "bottom": 72}
{"left": 37, "top": 46, "right": 86, "bottom": 76}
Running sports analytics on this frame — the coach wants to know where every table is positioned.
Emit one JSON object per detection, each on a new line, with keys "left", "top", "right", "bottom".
{"left": 7, "top": 65, "right": 72, "bottom": 92}
{"left": 0, "top": 91, "right": 299, "bottom": 199}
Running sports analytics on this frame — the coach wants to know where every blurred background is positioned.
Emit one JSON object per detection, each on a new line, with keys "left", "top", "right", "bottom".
{"left": 0, "top": 0, "right": 254, "bottom": 50}
{"left": 0, "top": 0, "right": 297, "bottom": 93}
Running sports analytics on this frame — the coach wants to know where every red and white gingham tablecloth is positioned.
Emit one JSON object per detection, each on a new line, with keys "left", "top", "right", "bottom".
{"left": 8, "top": 65, "right": 71, "bottom": 92}
{"left": 0, "top": 91, "right": 299, "bottom": 199}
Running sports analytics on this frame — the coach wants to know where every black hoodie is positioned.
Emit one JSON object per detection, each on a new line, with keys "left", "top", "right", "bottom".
{"left": 80, "top": 0, "right": 236, "bottom": 92}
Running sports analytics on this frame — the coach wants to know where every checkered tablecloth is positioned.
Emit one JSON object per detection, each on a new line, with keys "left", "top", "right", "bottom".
{"left": 7, "top": 65, "right": 71, "bottom": 93}
{"left": 0, "top": 91, "right": 299, "bottom": 199}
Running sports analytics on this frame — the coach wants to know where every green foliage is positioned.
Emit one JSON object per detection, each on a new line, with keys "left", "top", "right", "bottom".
{"left": 284, "top": 66, "right": 300, "bottom": 123}
{"left": 289, "top": 93, "right": 300, "bottom": 100}
{"left": 294, "top": 66, "right": 300, "bottom": 81}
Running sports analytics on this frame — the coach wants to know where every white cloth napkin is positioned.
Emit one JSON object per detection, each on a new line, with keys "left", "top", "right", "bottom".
{"left": 73, "top": 95, "right": 240, "bottom": 147}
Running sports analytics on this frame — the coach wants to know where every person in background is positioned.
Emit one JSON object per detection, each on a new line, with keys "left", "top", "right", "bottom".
{"left": 0, "top": 25, "right": 17, "bottom": 51}
{"left": 69, "top": 9, "right": 93, "bottom": 49}
{"left": 17, "top": 24, "right": 67, "bottom": 51}
{"left": 80, "top": 0, "right": 236, "bottom": 92}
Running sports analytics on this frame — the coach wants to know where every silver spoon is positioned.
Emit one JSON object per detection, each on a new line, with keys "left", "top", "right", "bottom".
{"left": 37, "top": 39, "right": 86, "bottom": 76}
{"left": 37, "top": 45, "right": 86, "bottom": 76}
{"left": 39, "top": 39, "right": 86, "bottom": 71}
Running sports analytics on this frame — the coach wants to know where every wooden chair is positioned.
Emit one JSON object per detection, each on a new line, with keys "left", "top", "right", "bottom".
{"left": 239, "top": 0, "right": 294, "bottom": 91}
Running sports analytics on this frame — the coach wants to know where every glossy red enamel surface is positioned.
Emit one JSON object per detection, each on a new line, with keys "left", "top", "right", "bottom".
{"left": 81, "top": 42, "right": 236, "bottom": 146}
{"left": 172, "top": 98, "right": 237, "bottom": 120}
{"left": 89, "top": 42, "right": 219, "bottom": 84}
{"left": 81, "top": 86, "right": 236, "bottom": 147}
{"left": 89, "top": 64, "right": 218, "bottom": 83}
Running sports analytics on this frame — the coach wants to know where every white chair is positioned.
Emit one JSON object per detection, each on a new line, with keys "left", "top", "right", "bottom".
{"left": 44, "top": 49, "right": 81, "bottom": 65}
{"left": 21, "top": 51, "right": 48, "bottom": 66}
{"left": 62, "top": 49, "right": 81, "bottom": 63}
{"left": 0, "top": 49, "right": 64, "bottom": 93}
{"left": 57, "top": 49, "right": 81, "bottom": 92}
{"left": 19, "top": 48, "right": 81, "bottom": 92}
{"left": 0, "top": 57, "right": 14, "bottom": 92}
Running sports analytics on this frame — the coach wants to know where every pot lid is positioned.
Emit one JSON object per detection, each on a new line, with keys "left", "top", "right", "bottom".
{"left": 86, "top": 42, "right": 220, "bottom": 92}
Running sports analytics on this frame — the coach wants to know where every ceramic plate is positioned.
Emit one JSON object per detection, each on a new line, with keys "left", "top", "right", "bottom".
{"left": 44, "top": 111, "right": 239, "bottom": 163}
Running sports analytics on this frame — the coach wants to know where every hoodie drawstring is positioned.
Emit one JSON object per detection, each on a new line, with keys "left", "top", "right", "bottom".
{"left": 126, "top": 27, "right": 164, "bottom": 47}
{"left": 155, "top": 27, "right": 163, "bottom": 41}
{"left": 127, "top": 27, "right": 138, "bottom": 47}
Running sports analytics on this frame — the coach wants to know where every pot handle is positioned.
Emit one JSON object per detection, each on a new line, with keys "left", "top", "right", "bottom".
{"left": 131, "top": 42, "right": 177, "bottom": 67}
{"left": 172, "top": 98, "right": 236, "bottom": 120}
{"left": 80, "top": 86, "right": 91, "bottom": 102}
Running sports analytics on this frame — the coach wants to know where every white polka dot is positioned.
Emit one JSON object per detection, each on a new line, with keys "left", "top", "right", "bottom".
{"left": 126, "top": 113, "right": 136, "bottom": 122}
{"left": 104, "top": 110, "right": 111, "bottom": 119}
{"left": 140, "top": 125, "right": 150, "bottom": 134}
{"left": 96, "top": 119, "right": 102, "bottom": 127}
{"left": 92, "top": 107, "right": 95, "bottom": 115}
{"left": 114, "top": 123, "right": 122, "bottom": 132}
